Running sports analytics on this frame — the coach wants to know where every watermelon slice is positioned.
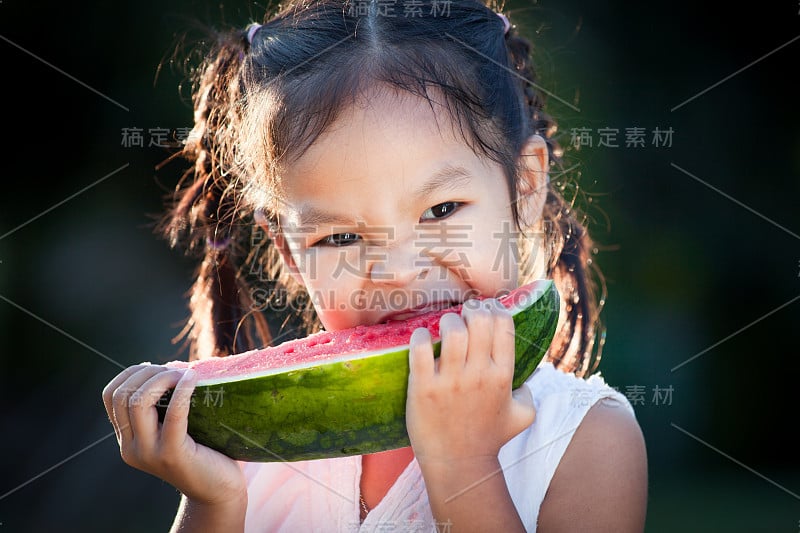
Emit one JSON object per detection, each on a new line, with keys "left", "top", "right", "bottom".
{"left": 157, "top": 279, "right": 559, "bottom": 462}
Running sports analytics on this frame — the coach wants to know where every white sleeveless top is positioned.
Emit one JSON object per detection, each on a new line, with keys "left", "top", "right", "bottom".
{"left": 239, "top": 362, "right": 634, "bottom": 532}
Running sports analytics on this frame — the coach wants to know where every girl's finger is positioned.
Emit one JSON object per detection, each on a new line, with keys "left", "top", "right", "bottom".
{"left": 408, "top": 328, "right": 435, "bottom": 384}
{"left": 508, "top": 385, "right": 536, "bottom": 440}
{"left": 102, "top": 364, "right": 152, "bottom": 427}
{"left": 160, "top": 369, "right": 198, "bottom": 448}
{"left": 461, "top": 299, "right": 494, "bottom": 369}
{"left": 129, "top": 369, "right": 189, "bottom": 446}
{"left": 112, "top": 366, "right": 168, "bottom": 443}
{"left": 437, "top": 312, "right": 468, "bottom": 376}
{"left": 488, "top": 298, "right": 516, "bottom": 373}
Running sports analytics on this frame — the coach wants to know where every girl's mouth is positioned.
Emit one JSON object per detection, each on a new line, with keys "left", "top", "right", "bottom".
{"left": 380, "top": 300, "right": 460, "bottom": 323}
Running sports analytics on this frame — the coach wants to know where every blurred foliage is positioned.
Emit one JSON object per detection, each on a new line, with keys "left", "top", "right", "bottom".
{"left": 1, "top": 1, "right": 798, "bottom": 531}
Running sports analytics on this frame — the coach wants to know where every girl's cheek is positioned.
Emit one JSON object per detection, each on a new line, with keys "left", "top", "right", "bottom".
{"left": 318, "top": 312, "right": 352, "bottom": 331}
{"left": 314, "top": 303, "right": 363, "bottom": 331}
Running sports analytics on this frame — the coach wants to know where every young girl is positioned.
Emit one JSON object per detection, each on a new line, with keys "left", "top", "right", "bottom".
{"left": 102, "top": 1, "right": 647, "bottom": 531}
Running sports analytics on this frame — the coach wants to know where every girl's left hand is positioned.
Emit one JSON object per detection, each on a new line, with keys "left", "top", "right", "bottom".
{"left": 406, "top": 298, "right": 536, "bottom": 464}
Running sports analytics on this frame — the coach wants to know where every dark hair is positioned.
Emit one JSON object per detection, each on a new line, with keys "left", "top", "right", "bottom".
{"left": 160, "top": 0, "right": 605, "bottom": 376}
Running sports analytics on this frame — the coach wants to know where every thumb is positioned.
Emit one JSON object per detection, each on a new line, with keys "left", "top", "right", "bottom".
{"left": 507, "top": 386, "right": 536, "bottom": 440}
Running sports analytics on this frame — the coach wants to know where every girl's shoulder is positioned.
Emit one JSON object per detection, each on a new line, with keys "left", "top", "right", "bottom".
{"left": 500, "top": 360, "right": 635, "bottom": 469}
{"left": 518, "top": 362, "right": 647, "bottom": 530}
{"left": 499, "top": 362, "right": 647, "bottom": 529}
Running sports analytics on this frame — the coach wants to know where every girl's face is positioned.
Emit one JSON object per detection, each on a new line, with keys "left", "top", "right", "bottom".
{"left": 273, "top": 90, "right": 545, "bottom": 331}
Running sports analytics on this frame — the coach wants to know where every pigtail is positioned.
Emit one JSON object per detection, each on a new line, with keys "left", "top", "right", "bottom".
{"left": 506, "top": 26, "right": 606, "bottom": 377}
{"left": 161, "top": 29, "right": 272, "bottom": 361}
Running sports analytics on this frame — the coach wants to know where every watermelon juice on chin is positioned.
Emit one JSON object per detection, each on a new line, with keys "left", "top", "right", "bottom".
{"left": 158, "top": 279, "right": 559, "bottom": 462}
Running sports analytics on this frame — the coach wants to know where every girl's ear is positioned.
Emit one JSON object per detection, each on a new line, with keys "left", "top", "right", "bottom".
{"left": 254, "top": 209, "right": 305, "bottom": 287}
{"left": 516, "top": 134, "right": 550, "bottom": 228}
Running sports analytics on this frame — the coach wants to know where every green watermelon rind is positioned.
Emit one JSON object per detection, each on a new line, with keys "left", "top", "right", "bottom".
{"left": 171, "top": 280, "right": 559, "bottom": 462}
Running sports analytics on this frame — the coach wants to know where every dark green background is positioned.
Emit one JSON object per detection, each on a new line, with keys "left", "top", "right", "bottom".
{"left": 1, "top": 1, "right": 798, "bottom": 531}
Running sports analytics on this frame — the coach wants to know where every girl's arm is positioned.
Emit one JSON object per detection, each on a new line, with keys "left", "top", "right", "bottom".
{"left": 102, "top": 364, "right": 248, "bottom": 532}
{"left": 406, "top": 299, "right": 534, "bottom": 532}
{"left": 406, "top": 299, "right": 648, "bottom": 532}
{"left": 537, "top": 401, "right": 647, "bottom": 532}
{"left": 169, "top": 492, "right": 247, "bottom": 533}
{"left": 414, "top": 455, "right": 528, "bottom": 532}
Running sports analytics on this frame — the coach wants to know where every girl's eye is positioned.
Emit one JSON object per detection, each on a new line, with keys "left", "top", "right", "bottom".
{"left": 420, "top": 201, "right": 462, "bottom": 221}
{"left": 319, "top": 232, "right": 361, "bottom": 246}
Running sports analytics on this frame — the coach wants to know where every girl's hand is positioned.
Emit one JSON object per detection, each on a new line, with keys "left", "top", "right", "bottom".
{"left": 406, "top": 298, "right": 536, "bottom": 464}
{"left": 101, "top": 365, "right": 246, "bottom": 507}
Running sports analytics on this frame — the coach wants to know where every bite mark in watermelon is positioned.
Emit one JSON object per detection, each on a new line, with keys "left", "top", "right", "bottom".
{"left": 157, "top": 279, "right": 559, "bottom": 462}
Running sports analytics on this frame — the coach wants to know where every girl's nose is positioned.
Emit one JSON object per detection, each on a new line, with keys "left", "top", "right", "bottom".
{"left": 368, "top": 241, "right": 428, "bottom": 286}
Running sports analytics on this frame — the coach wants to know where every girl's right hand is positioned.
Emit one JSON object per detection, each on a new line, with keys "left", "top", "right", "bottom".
{"left": 102, "top": 364, "right": 247, "bottom": 507}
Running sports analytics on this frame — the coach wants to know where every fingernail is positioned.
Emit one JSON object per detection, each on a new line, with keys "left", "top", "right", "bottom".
{"left": 464, "top": 298, "right": 481, "bottom": 308}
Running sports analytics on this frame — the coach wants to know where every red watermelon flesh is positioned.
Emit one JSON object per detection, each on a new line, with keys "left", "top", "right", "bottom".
{"left": 167, "top": 280, "right": 548, "bottom": 385}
